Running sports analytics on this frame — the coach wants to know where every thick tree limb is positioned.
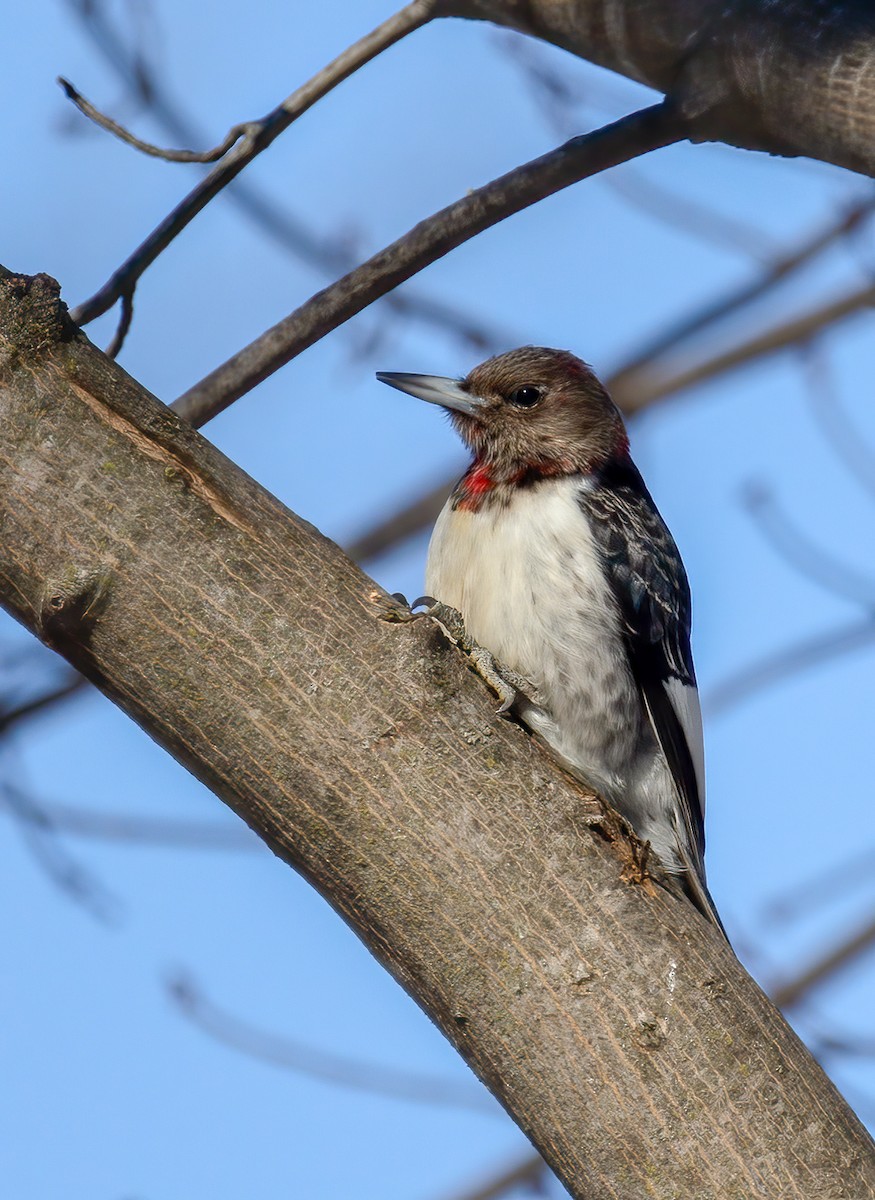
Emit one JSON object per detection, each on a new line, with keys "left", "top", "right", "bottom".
{"left": 2, "top": 268, "right": 873, "bottom": 1198}
{"left": 456, "top": 0, "right": 875, "bottom": 176}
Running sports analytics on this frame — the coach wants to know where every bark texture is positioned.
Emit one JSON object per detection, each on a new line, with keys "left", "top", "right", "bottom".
{"left": 1, "top": 266, "right": 873, "bottom": 1199}
{"left": 453, "top": 0, "right": 875, "bottom": 176}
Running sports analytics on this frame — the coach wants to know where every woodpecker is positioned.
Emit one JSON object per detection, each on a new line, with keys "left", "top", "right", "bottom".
{"left": 377, "top": 346, "right": 722, "bottom": 930}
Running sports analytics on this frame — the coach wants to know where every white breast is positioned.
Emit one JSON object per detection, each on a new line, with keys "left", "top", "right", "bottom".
{"left": 425, "top": 479, "right": 623, "bottom": 699}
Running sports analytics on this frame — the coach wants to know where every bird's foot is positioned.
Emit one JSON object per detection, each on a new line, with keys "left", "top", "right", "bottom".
{"left": 420, "top": 600, "right": 534, "bottom": 715}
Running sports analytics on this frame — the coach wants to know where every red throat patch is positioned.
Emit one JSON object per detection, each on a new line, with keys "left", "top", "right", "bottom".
{"left": 456, "top": 462, "right": 495, "bottom": 511}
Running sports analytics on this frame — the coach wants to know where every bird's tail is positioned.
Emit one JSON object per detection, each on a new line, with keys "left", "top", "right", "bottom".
{"left": 677, "top": 845, "right": 730, "bottom": 942}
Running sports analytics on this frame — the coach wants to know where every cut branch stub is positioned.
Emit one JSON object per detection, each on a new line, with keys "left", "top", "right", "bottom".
{"left": 1, "top": 266, "right": 874, "bottom": 1199}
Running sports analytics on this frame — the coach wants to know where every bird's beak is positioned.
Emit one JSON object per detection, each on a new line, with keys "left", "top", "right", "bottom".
{"left": 376, "top": 372, "right": 486, "bottom": 416}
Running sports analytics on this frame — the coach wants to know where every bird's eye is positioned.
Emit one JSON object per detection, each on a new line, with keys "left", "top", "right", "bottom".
{"left": 508, "top": 385, "right": 542, "bottom": 408}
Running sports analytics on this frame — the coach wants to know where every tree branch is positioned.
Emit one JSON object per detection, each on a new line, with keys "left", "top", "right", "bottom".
{"left": 2, "top": 267, "right": 873, "bottom": 1197}
{"left": 609, "top": 194, "right": 875, "bottom": 393}
{"left": 612, "top": 282, "right": 875, "bottom": 414}
{"left": 2, "top": 781, "right": 119, "bottom": 922}
{"left": 438, "top": 1153, "right": 547, "bottom": 1200}
{"left": 703, "top": 616, "right": 875, "bottom": 717}
{"left": 69, "top": 0, "right": 440, "bottom": 328}
{"left": 803, "top": 343, "right": 875, "bottom": 501}
{"left": 0, "top": 791, "right": 257, "bottom": 849}
{"left": 173, "top": 103, "right": 686, "bottom": 426}
{"left": 168, "top": 972, "right": 498, "bottom": 1114}
{"left": 741, "top": 481, "right": 875, "bottom": 610}
{"left": 772, "top": 916, "right": 875, "bottom": 1010}
{"left": 58, "top": 76, "right": 253, "bottom": 163}
{"left": 0, "top": 671, "right": 86, "bottom": 735}
{"left": 64, "top": 0, "right": 515, "bottom": 358}
{"left": 455, "top": 0, "right": 875, "bottom": 176}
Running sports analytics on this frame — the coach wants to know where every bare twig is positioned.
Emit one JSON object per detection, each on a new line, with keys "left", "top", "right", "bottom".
{"left": 742, "top": 481, "right": 875, "bottom": 609}
{"left": 807, "top": 1027, "right": 875, "bottom": 1059}
{"left": 601, "top": 166, "right": 778, "bottom": 263}
{"left": 168, "top": 972, "right": 499, "bottom": 1115}
{"left": 0, "top": 673, "right": 87, "bottom": 736}
{"left": 803, "top": 344, "right": 875, "bottom": 501}
{"left": 436, "top": 1153, "right": 548, "bottom": 1200}
{"left": 105, "top": 286, "right": 134, "bottom": 358}
{"left": 704, "top": 616, "right": 875, "bottom": 717}
{"left": 0, "top": 792, "right": 258, "bottom": 849}
{"left": 613, "top": 282, "right": 875, "bottom": 413}
{"left": 59, "top": 76, "right": 252, "bottom": 163}
{"left": 772, "top": 915, "right": 875, "bottom": 1009}
{"left": 3, "top": 782, "right": 119, "bottom": 922}
{"left": 502, "top": 31, "right": 780, "bottom": 262}
{"left": 65, "top": 0, "right": 512, "bottom": 355}
{"left": 173, "top": 102, "right": 687, "bottom": 426}
{"left": 69, "top": 0, "right": 441, "bottom": 328}
{"left": 761, "top": 844, "right": 875, "bottom": 925}
{"left": 609, "top": 192, "right": 875, "bottom": 393}
{"left": 345, "top": 474, "right": 462, "bottom": 562}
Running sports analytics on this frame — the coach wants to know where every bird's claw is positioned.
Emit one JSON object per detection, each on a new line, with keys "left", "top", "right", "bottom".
{"left": 382, "top": 596, "right": 535, "bottom": 716}
{"left": 378, "top": 593, "right": 437, "bottom": 623}
{"left": 425, "top": 602, "right": 532, "bottom": 716}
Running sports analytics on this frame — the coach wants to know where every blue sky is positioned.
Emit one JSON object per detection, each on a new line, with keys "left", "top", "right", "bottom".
{"left": 3, "top": 2, "right": 875, "bottom": 1197}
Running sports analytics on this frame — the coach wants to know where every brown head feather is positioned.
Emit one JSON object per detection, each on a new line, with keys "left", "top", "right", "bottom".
{"left": 453, "top": 347, "right": 628, "bottom": 484}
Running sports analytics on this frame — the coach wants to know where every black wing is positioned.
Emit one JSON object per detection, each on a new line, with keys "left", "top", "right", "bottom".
{"left": 579, "top": 458, "right": 706, "bottom": 879}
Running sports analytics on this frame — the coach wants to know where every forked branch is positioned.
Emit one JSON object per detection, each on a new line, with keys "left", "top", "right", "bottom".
{"left": 68, "top": 0, "right": 441, "bottom": 329}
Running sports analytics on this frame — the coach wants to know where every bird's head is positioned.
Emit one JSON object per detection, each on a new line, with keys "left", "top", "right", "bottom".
{"left": 377, "top": 346, "right": 628, "bottom": 487}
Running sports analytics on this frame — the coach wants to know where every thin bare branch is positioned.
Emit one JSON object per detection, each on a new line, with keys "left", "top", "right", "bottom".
{"left": 772, "top": 915, "right": 875, "bottom": 1009}
{"left": 0, "top": 673, "right": 87, "bottom": 736}
{"left": 807, "top": 1026, "right": 875, "bottom": 1059}
{"left": 105, "top": 286, "right": 134, "bottom": 358}
{"left": 0, "top": 792, "right": 258, "bottom": 849}
{"left": 609, "top": 192, "right": 875, "bottom": 393}
{"left": 704, "top": 615, "right": 875, "bottom": 717}
{"left": 58, "top": 76, "right": 251, "bottom": 162}
{"left": 69, "top": 0, "right": 440, "bottom": 328}
{"left": 501, "top": 31, "right": 780, "bottom": 261}
{"left": 173, "top": 102, "right": 687, "bottom": 426}
{"left": 436, "top": 1153, "right": 548, "bottom": 1200}
{"left": 761, "top": 844, "right": 875, "bottom": 926}
{"left": 168, "top": 973, "right": 499, "bottom": 1115}
{"left": 68, "top": 0, "right": 516, "bottom": 357}
{"left": 601, "top": 166, "right": 779, "bottom": 263}
{"left": 741, "top": 480, "right": 875, "bottom": 609}
{"left": 66, "top": 0, "right": 512, "bottom": 355}
{"left": 613, "top": 282, "right": 875, "bottom": 413}
{"left": 3, "top": 782, "right": 119, "bottom": 922}
{"left": 345, "top": 475, "right": 462, "bottom": 562}
{"left": 802, "top": 344, "right": 875, "bottom": 501}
